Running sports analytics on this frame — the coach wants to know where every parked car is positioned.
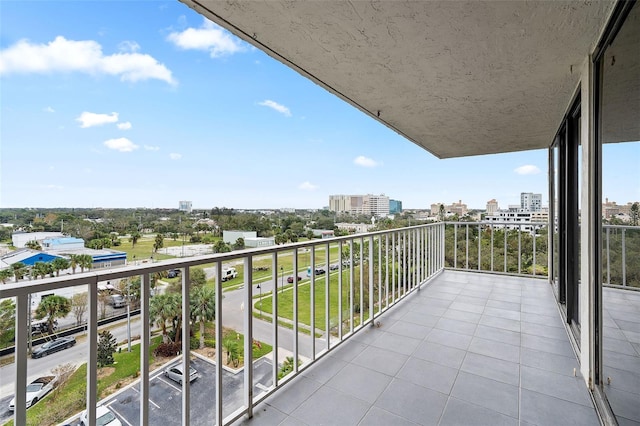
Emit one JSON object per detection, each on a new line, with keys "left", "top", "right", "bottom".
{"left": 31, "top": 318, "right": 57, "bottom": 335}
{"left": 164, "top": 363, "right": 200, "bottom": 385}
{"left": 80, "top": 405, "right": 122, "bottom": 426}
{"left": 314, "top": 268, "right": 326, "bottom": 275}
{"left": 31, "top": 336, "right": 76, "bottom": 359}
{"left": 287, "top": 275, "right": 302, "bottom": 283}
{"left": 167, "top": 269, "right": 181, "bottom": 278}
{"left": 220, "top": 267, "right": 238, "bottom": 282}
{"left": 8, "top": 376, "right": 57, "bottom": 411}
{"left": 108, "top": 294, "right": 126, "bottom": 308}
{"left": 329, "top": 264, "right": 340, "bottom": 271}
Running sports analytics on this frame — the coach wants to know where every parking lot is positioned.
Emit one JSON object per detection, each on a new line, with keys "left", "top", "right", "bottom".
{"left": 78, "top": 356, "right": 273, "bottom": 426}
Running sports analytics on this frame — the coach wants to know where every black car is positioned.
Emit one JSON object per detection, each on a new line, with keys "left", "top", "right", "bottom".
{"left": 287, "top": 275, "right": 302, "bottom": 283}
{"left": 167, "top": 269, "right": 181, "bottom": 278}
{"left": 32, "top": 336, "right": 76, "bottom": 358}
{"left": 314, "top": 268, "right": 326, "bottom": 275}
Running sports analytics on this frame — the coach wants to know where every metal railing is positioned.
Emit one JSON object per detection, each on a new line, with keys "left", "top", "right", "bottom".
{"left": 444, "top": 221, "right": 549, "bottom": 277}
{"left": 1, "top": 222, "right": 445, "bottom": 426}
{"left": 603, "top": 224, "right": 640, "bottom": 288}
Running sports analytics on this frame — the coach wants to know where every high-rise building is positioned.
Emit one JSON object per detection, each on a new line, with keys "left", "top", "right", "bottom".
{"left": 329, "top": 194, "right": 390, "bottom": 216}
{"left": 520, "top": 192, "right": 542, "bottom": 212}
{"left": 486, "top": 199, "right": 499, "bottom": 215}
{"left": 179, "top": 200, "right": 192, "bottom": 213}
{"left": 448, "top": 200, "right": 468, "bottom": 216}
{"left": 389, "top": 199, "right": 403, "bottom": 214}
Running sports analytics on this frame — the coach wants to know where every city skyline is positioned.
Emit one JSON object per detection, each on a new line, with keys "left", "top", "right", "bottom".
{"left": 1, "top": 2, "right": 638, "bottom": 211}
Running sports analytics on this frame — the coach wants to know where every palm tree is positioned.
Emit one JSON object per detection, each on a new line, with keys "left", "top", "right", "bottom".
{"left": 167, "top": 293, "right": 183, "bottom": 344}
{"left": 213, "top": 240, "right": 230, "bottom": 253}
{"left": 10, "top": 262, "right": 27, "bottom": 282}
{"left": 150, "top": 294, "right": 174, "bottom": 343}
{"left": 153, "top": 233, "right": 164, "bottom": 252}
{"left": 0, "top": 269, "right": 13, "bottom": 284}
{"left": 190, "top": 286, "right": 216, "bottom": 349}
{"left": 52, "top": 257, "right": 70, "bottom": 277}
{"left": 25, "top": 240, "right": 42, "bottom": 250}
{"left": 35, "top": 295, "right": 71, "bottom": 333}
{"left": 31, "top": 262, "right": 50, "bottom": 280}
{"left": 129, "top": 231, "right": 141, "bottom": 248}
{"left": 78, "top": 254, "right": 93, "bottom": 273}
{"left": 69, "top": 254, "right": 80, "bottom": 274}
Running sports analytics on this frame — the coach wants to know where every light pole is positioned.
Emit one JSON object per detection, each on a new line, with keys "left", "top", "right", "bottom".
{"left": 280, "top": 267, "right": 284, "bottom": 293}
{"left": 256, "top": 284, "right": 262, "bottom": 318}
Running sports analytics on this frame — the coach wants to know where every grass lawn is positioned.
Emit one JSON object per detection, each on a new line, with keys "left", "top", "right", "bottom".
{"left": 116, "top": 236, "right": 182, "bottom": 261}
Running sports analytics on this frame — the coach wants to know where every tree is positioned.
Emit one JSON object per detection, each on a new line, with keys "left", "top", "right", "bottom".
{"left": 78, "top": 254, "right": 93, "bottom": 272}
{"left": 97, "top": 330, "right": 117, "bottom": 367}
{"left": 35, "top": 295, "right": 71, "bottom": 334}
{"left": 11, "top": 262, "right": 27, "bottom": 282}
{"left": 25, "top": 240, "right": 42, "bottom": 250}
{"left": 0, "top": 269, "right": 12, "bottom": 284}
{"left": 71, "top": 292, "right": 88, "bottom": 326}
{"left": 52, "top": 257, "right": 70, "bottom": 277}
{"left": 213, "top": 240, "right": 230, "bottom": 253}
{"left": 305, "top": 230, "right": 315, "bottom": 241}
{"left": 0, "top": 299, "right": 15, "bottom": 348}
{"left": 631, "top": 202, "right": 639, "bottom": 226}
{"left": 31, "top": 262, "right": 50, "bottom": 280}
{"left": 233, "top": 237, "right": 245, "bottom": 251}
{"left": 129, "top": 231, "right": 141, "bottom": 247}
{"left": 150, "top": 294, "right": 175, "bottom": 343}
{"left": 190, "top": 268, "right": 207, "bottom": 287}
{"left": 153, "top": 233, "right": 164, "bottom": 252}
{"left": 69, "top": 254, "right": 80, "bottom": 274}
{"left": 190, "top": 286, "right": 216, "bottom": 349}
{"left": 438, "top": 204, "right": 446, "bottom": 222}
{"left": 222, "top": 335, "right": 240, "bottom": 367}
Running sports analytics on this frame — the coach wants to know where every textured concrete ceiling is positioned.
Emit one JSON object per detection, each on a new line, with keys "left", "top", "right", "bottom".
{"left": 181, "top": 0, "right": 616, "bottom": 159}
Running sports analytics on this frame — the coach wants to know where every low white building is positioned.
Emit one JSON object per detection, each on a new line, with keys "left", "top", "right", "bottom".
{"left": 335, "top": 223, "right": 375, "bottom": 234}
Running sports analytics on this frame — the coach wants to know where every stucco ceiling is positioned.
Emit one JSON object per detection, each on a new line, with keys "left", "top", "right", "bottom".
{"left": 180, "top": 0, "right": 616, "bottom": 159}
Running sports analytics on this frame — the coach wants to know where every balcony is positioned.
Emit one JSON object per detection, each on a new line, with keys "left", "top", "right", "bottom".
{"left": 2, "top": 222, "right": 638, "bottom": 425}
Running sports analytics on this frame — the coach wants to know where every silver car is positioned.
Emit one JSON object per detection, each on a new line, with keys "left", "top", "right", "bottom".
{"left": 163, "top": 364, "right": 199, "bottom": 385}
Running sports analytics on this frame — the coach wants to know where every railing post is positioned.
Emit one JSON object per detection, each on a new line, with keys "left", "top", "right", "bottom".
{"left": 622, "top": 229, "right": 627, "bottom": 286}
{"left": 392, "top": 232, "right": 396, "bottom": 304}
{"left": 533, "top": 226, "right": 537, "bottom": 277}
{"left": 326, "top": 242, "right": 331, "bottom": 351}
{"left": 140, "top": 273, "right": 150, "bottom": 426}
{"left": 465, "top": 224, "right": 469, "bottom": 270}
{"left": 272, "top": 255, "right": 279, "bottom": 388}
{"left": 504, "top": 228, "right": 508, "bottom": 273}
{"left": 606, "top": 227, "right": 611, "bottom": 285}
{"left": 338, "top": 241, "right": 343, "bottom": 340}
{"left": 13, "top": 293, "right": 28, "bottom": 426}
{"left": 293, "top": 248, "right": 300, "bottom": 366}
{"left": 182, "top": 267, "right": 191, "bottom": 426}
{"left": 310, "top": 246, "right": 315, "bottom": 359}
{"left": 490, "top": 224, "right": 494, "bottom": 272}
{"left": 215, "top": 262, "right": 223, "bottom": 425}
{"left": 349, "top": 241, "right": 354, "bottom": 334}
{"left": 385, "top": 234, "right": 389, "bottom": 309}
{"left": 477, "top": 223, "right": 481, "bottom": 271}
{"left": 244, "top": 257, "right": 254, "bottom": 418}
{"left": 377, "top": 236, "right": 382, "bottom": 312}
{"left": 369, "top": 235, "right": 374, "bottom": 324}
{"left": 454, "top": 224, "right": 458, "bottom": 268}
{"left": 87, "top": 276, "right": 98, "bottom": 426}
{"left": 518, "top": 224, "right": 522, "bottom": 274}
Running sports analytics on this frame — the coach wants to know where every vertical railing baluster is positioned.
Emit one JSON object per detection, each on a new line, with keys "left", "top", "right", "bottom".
{"left": 477, "top": 223, "right": 481, "bottom": 271}
{"left": 454, "top": 224, "right": 458, "bottom": 268}
{"left": 141, "top": 273, "right": 150, "bottom": 426}
{"left": 392, "top": 232, "right": 396, "bottom": 304}
{"left": 504, "top": 228, "right": 508, "bottom": 273}
{"left": 272, "top": 254, "right": 279, "bottom": 388}
{"left": 326, "top": 243, "right": 330, "bottom": 351}
{"left": 338, "top": 241, "right": 343, "bottom": 340}
{"left": 360, "top": 237, "right": 364, "bottom": 326}
{"left": 622, "top": 229, "right": 627, "bottom": 286}
{"left": 490, "top": 224, "right": 494, "bottom": 272}
{"left": 244, "top": 257, "right": 254, "bottom": 418}
{"left": 533, "top": 226, "right": 537, "bottom": 277}
{"left": 13, "top": 293, "right": 28, "bottom": 426}
{"left": 518, "top": 224, "right": 522, "bottom": 274}
{"left": 293, "top": 249, "right": 299, "bottom": 371}
{"left": 215, "top": 262, "right": 223, "bottom": 425}
{"left": 87, "top": 277, "right": 98, "bottom": 426}
{"left": 606, "top": 227, "right": 611, "bottom": 285}
{"left": 310, "top": 246, "right": 315, "bottom": 359}
{"left": 385, "top": 234, "right": 389, "bottom": 309}
{"left": 465, "top": 224, "right": 469, "bottom": 270}
{"left": 182, "top": 267, "right": 191, "bottom": 425}
{"left": 369, "top": 235, "right": 375, "bottom": 324}
{"left": 349, "top": 240, "right": 354, "bottom": 334}
{"left": 377, "top": 236, "right": 382, "bottom": 314}
{"left": 403, "top": 231, "right": 407, "bottom": 295}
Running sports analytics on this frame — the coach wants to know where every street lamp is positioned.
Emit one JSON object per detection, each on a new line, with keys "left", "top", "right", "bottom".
{"left": 280, "top": 266, "right": 284, "bottom": 293}
{"left": 256, "top": 284, "right": 262, "bottom": 318}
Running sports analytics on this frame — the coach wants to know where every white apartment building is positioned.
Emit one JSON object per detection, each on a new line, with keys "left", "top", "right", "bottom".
{"left": 520, "top": 192, "right": 542, "bottom": 212}
{"left": 179, "top": 200, "right": 193, "bottom": 213}
{"left": 486, "top": 199, "right": 499, "bottom": 215}
{"left": 329, "top": 194, "right": 389, "bottom": 217}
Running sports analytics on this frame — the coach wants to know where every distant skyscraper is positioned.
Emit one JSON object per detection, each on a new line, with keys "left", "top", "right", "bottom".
{"left": 520, "top": 193, "right": 542, "bottom": 212}
{"left": 179, "top": 200, "right": 192, "bottom": 213}
{"left": 389, "top": 199, "right": 403, "bottom": 214}
{"left": 329, "top": 194, "right": 390, "bottom": 216}
{"left": 486, "top": 199, "right": 499, "bottom": 215}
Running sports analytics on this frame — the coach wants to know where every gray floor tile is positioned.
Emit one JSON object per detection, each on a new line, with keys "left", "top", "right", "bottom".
{"left": 439, "top": 397, "right": 518, "bottom": 426}
{"left": 426, "top": 328, "right": 473, "bottom": 350}
{"left": 474, "top": 324, "right": 521, "bottom": 346}
{"left": 455, "top": 294, "right": 488, "bottom": 306}
{"left": 278, "top": 416, "right": 309, "bottom": 426}
{"left": 520, "top": 389, "right": 600, "bottom": 426}
{"left": 401, "top": 310, "right": 441, "bottom": 327}
{"left": 520, "top": 365, "right": 593, "bottom": 407}
{"left": 435, "top": 317, "right": 478, "bottom": 336}
{"left": 602, "top": 365, "right": 640, "bottom": 394}
{"left": 450, "top": 371, "right": 519, "bottom": 418}
{"left": 352, "top": 345, "right": 409, "bottom": 377}
{"left": 370, "top": 331, "right": 421, "bottom": 356}
{"left": 483, "top": 306, "right": 521, "bottom": 321}
{"left": 521, "top": 333, "right": 574, "bottom": 357}
{"left": 330, "top": 340, "right": 369, "bottom": 362}
{"left": 450, "top": 301, "right": 485, "bottom": 314}
{"left": 468, "top": 336, "right": 520, "bottom": 363}
{"left": 478, "top": 314, "right": 520, "bottom": 333}
{"left": 397, "top": 357, "right": 458, "bottom": 394}
{"left": 300, "top": 354, "right": 347, "bottom": 384}
{"left": 605, "top": 387, "right": 640, "bottom": 423}
{"left": 604, "top": 336, "right": 639, "bottom": 356}
{"left": 520, "top": 347, "right": 579, "bottom": 377}
{"left": 267, "top": 376, "right": 323, "bottom": 414}
{"left": 358, "top": 406, "right": 418, "bottom": 426}
{"left": 486, "top": 299, "right": 521, "bottom": 312}
{"left": 374, "top": 378, "right": 448, "bottom": 425}
{"left": 413, "top": 340, "right": 466, "bottom": 369}
{"left": 326, "top": 363, "right": 392, "bottom": 403}
{"left": 489, "top": 292, "right": 521, "bottom": 304}
{"left": 386, "top": 319, "right": 432, "bottom": 340}
{"left": 443, "top": 308, "right": 482, "bottom": 324}
{"left": 290, "top": 385, "right": 369, "bottom": 425}
{"left": 521, "top": 320, "right": 569, "bottom": 341}
{"left": 521, "top": 311, "right": 563, "bottom": 328}
{"left": 460, "top": 352, "right": 520, "bottom": 386}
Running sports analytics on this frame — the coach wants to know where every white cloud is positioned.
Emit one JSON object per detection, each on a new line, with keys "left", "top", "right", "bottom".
{"left": 298, "top": 181, "right": 318, "bottom": 191}
{"left": 0, "top": 36, "right": 176, "bottom": 85}
{"left": 514, "top": 165, "right": 541, "bottom": 175}
{"left": 169, "top": 153, "right": 182, "bottom": 160}
{"left": 43, "top": 106, "right": 55, "bottom": 113}
{"left": 354, "top": 155, "right": 381, "bottom": 167}
{"left": 104, "top": 137, "right": 138, "bottom": 152}
{"left": 117, "top": 121, "right": 132, "bottom": 130}
{"left": 76, "top": 111, "right": 118, "bottom": 128}
{"left": 118, "top": 40, "right": 140, "bottom": 53}
{"left": 258, "top": 100, "right": 291, "bottom": 117}
{"left": 144, "top": 144, "right": 160, "bottom": 151}
{"left": 167, "top": 19, "right": 246, "bottom": 58}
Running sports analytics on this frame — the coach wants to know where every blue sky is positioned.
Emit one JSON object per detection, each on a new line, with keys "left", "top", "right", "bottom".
{"left": 1, "top": 1, "right": 637, "bottom": 210}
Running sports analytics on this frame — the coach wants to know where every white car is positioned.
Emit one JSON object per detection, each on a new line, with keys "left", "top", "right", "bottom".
{"left": 80, "top": 405, "right": 122, "bottom": 426}
{"left": 164, "top": 364, "right": 200, "bottom": 385}
{"left": 8, "top": 376, "right": 57, "bottom": 411}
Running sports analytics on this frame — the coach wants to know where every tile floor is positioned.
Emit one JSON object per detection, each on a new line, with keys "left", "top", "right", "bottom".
{"left": 235, "top": 271, "right": 603, "bottom": 426}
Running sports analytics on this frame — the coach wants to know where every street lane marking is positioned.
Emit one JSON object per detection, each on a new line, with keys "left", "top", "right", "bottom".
{"left": 158, "top": 375, "right": 183, "bottom": 392}
{"left": 130, "top": 386, "right": 160, "bottom": 408}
